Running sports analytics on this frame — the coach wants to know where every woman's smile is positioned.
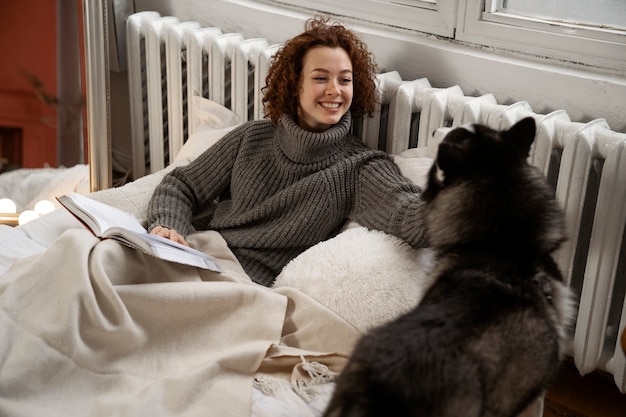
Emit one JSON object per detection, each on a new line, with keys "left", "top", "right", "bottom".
{"left": 320, "top": 102, "right": 342, "bottom": 109}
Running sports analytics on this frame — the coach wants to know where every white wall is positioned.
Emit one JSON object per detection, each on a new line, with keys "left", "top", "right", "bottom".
{"left": 129, "top": 0, "right": 626, "bottom": 132}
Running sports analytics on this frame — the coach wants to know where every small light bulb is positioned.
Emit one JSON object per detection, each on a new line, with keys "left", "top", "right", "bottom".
{"left": 18, "top": 210, "right": 39, "bottom": 225}
{"left": 0, "top": 198, "right": 17, "bottom": 214}
{"left": 34, "top": 199, "right": 55, "bottom": 215}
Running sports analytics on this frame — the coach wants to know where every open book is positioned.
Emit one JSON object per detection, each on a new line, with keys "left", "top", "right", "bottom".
{"left": 57, "top": 192, "right": 222, "bottom": 272}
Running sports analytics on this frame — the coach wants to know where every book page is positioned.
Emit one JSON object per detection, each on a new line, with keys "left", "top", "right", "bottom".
{"left": 69, "top": 193, "right": 147, "bottom": 235}
{"left": 142, "top": 232, "right": 204, "bottom": 254}
{"left": 149, "top": 243, "right": 222, "bottom": 271}
{"left": 62, "top": 193, "right": 222, "bottom": 272}
{"left": 141, "top": 232, "right": 223, "bottom": 272}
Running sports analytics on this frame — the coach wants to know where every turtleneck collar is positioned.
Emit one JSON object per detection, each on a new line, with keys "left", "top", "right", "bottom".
{"left": 277, "top": 113, "right": 352, "bottom": 164}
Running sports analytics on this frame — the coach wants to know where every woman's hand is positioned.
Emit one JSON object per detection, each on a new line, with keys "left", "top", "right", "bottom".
{"left": 150, "top": 225, "right": 190, "bottom": 247}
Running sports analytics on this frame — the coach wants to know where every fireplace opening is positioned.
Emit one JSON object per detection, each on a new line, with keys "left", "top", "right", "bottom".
{"left": 0, "top": 127, "right": 23, "bottom": 173}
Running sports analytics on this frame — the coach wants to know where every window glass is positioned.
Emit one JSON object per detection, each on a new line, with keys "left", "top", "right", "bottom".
{"left": 497, "top": 0, "right": 626, "bottom": 30}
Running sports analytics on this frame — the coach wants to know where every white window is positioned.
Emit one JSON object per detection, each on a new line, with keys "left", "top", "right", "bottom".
{"left": 267, "top": 0, "right": 626, "bottom": 73}
{"left": 456, "top": 0, "right": 626, "bottom": 74}
{"left": 267, "top": 0, "right": 458, "bottom": 37}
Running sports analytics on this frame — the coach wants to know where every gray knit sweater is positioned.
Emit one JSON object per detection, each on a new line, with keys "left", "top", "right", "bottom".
{"left": 147, "top": 113, "right": 426, "bottom": 286}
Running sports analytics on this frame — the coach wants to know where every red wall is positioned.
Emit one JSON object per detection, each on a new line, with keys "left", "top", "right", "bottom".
{"left": 0, "top": 0, "right": 57, "bottom": 168}
{"left": 0, "top": 1, "right": 57, "bottom": 93}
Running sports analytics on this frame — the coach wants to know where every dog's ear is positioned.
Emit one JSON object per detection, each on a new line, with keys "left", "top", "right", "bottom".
{"left": 505, "top": 117, "right": 536, "bottom": 158}
{"left": 436, "top": 128, "right": 470, "bottom": 182}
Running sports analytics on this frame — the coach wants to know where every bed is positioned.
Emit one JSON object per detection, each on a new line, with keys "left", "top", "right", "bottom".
{"left": 0, "top": 92, "right": 441, "bottom": 416}
{"left": 1, "top": 0, "right": 625, "bottom": 416}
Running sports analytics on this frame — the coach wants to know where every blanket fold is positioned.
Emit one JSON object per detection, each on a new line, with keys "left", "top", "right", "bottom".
{"left": 0, "top": 228, "right": 361, "bottom": 417}
{"left": 0, "top": 229, "right": 288, "bottom": 417}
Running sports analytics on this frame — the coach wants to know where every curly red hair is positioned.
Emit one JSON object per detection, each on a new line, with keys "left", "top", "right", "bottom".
{"left": 262, "top": 16, "right": 378, "bottom": 124}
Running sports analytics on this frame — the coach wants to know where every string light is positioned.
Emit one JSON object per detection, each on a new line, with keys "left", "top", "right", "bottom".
{"left": 18, "top": 210, "right": 39, "bottom": 226}
{"left": 0, "top": 198, "right": 17, "bottom": 214}
{"left": 34, "top": 199, "right": 55, "bottom": 216}
{"left": 0, "top": 198, "right": 56, "bottom": 226}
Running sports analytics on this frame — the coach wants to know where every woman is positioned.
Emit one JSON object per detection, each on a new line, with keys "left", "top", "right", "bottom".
{"left": 147, "top": 16, "right": 427, "bottom": 286}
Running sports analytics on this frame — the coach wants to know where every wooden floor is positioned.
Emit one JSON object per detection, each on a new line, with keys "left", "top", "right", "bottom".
{"left": 544, "top": 359, "right": 626, "bottom": 417}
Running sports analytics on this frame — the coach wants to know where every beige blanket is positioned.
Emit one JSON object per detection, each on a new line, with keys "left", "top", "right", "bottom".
{"left": 0, "top": 227, "right": 359, "bottom": 416}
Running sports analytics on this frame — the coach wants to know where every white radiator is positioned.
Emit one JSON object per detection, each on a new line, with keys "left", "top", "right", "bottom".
{"left": 125, "top": 11, "right": 626, "bottom": 393}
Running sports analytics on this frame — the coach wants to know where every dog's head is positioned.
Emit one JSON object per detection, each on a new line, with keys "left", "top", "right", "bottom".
{"left": 423, "top": 117, "right": 565, "bottom": 253}
{"left": 423, "top": 117, "right": 536, "bottom": 202}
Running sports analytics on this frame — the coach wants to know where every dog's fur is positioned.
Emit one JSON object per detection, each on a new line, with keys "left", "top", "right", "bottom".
{"left": 322, "top": 117, "right": 575, "bottom": 417}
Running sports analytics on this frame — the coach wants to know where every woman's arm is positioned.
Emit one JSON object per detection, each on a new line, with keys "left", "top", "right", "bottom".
{"left": 146, "top": 123, "right": 250, "bottom": 236}
{"left": 352, "top": 156, "right": 428, "bottom": 247}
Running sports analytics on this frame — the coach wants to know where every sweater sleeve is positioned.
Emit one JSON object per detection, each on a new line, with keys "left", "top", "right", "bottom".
{"left": 146, "top": 124, "right": 246, "bottom": 235}
{"left": 352, "top": 155, "right": 428, "bottom": 247}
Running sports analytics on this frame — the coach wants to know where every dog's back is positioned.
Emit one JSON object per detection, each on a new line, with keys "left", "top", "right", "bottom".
{"left": 323, "top": 117, "right": 575, "bottom": 417}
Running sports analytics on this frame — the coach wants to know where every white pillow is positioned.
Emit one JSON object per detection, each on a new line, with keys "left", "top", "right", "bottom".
{"left": 192, "top": 94, "right": 241, "bottom": 130}
{"left": 174, "top": 125, "right": 239, "bottom": 163}
{"left": 274, "top": 154, "right": 435, "bottom": 333}
{"left": 391, "top": 152, "right": 433, "bottom": 189}
{"left": 174, "top": 96, "right": 242, "bottom": 163}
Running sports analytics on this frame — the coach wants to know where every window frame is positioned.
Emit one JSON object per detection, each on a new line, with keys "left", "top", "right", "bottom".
{"left": 455, "top": 0, "right": 626, "bottom": 74}
{"left": 265, "top": 0, "right": 458, "bottom": 37}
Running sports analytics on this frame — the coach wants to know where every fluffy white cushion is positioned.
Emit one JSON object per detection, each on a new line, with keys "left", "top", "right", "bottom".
{"left": 274, "top": 227, "right": 435, "bottom": 333}
{"left": 274, "top": 153, "right": 436, "bottom": 333}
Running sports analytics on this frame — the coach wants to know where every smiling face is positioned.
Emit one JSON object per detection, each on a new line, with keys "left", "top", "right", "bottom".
{"left": 297, "top": 46, "right": 353, "bottom": 132}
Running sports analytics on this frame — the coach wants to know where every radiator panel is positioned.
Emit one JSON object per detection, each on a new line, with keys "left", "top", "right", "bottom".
{"left": 126, "top": 12, "right": 626, "bottom": 393}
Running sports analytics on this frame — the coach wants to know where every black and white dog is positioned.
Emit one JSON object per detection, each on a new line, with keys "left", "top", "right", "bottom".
{"left": 323, "top": 117, "right": 575, "bottom": 417}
